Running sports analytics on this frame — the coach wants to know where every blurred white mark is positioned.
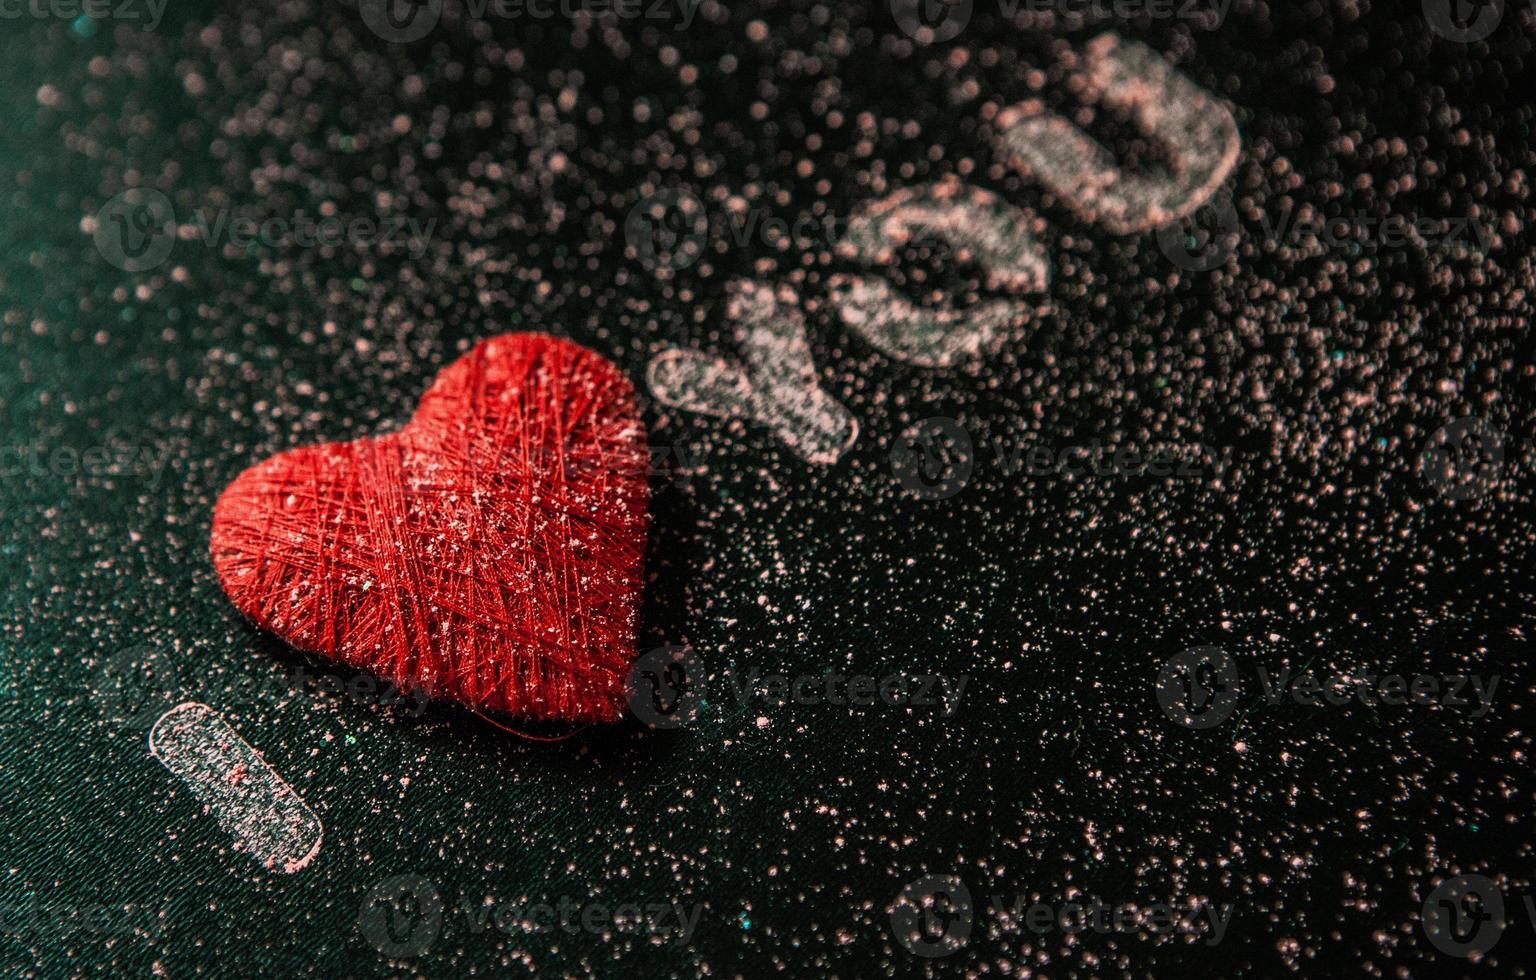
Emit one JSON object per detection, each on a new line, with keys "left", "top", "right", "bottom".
{"left": 831, "top": 178, "right": 1048, "bottom": 367}
{"left": 997, "top": 32, "right": 1241, "bottom": 235}
{"left": 830, "top": 277, "right": 1026, "bottom": 369}
{"left": 149, "top": 702, "right": 323, "bottom": 874}
{"left": 647, "top": 279, "right": 858, "bottom": 464}
{"left": 646, "top": 33, "right": 1240, "bottom": 455}
{"left": 838, "top": 179, "right": 1050, "bottom": 293}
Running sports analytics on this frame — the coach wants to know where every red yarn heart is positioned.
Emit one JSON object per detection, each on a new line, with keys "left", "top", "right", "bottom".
{"left": 211, "top": 333, "right": 650, "bottom": 723}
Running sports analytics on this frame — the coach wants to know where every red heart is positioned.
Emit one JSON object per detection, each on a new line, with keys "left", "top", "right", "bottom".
{"left": 211, "top": 333, "right": 650, "bottom": 723}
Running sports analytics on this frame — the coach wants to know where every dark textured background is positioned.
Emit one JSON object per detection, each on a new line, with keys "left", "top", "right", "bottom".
{"left": 2, "top": 0, "right": 1534, "bottom": 975}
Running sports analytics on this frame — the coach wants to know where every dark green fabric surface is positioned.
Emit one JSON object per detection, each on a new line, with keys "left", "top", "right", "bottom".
{"left": 2, "top": 2, "right": 1534, "bottom": 976}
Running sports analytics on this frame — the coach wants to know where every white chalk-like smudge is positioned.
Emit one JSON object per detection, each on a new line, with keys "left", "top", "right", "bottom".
{"left": 837, "top": 179, "right": 1050, "bottom": 293}
{"left": 648, "top": 33, "right": 1239, "bottom": 451}
{"left": 647, "top": 279, "right": 858, "bottom": 464}
{"left": 831, "top": 179, "right": 1048, "bottom": 368}
{"left": 149, "top": 702, "right": 323, "bottom": 874}
{"left": 996, "top": 32, "right": 1241, "bottom": 235}
{"left": 829, "top": 276, "right": 1026, "bottom": 369}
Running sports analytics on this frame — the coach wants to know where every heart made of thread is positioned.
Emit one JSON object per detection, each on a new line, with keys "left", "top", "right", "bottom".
{"left": 211, "top": 333, "right": 650, "bottom": 723}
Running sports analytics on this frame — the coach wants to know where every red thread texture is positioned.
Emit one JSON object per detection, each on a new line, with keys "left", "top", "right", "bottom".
{"left": 211, "top": 333, "right": 650, "bottom": 723}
